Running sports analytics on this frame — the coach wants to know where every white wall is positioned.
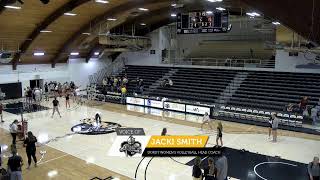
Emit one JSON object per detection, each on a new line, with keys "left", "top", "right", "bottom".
{"left": 0, "top": 57, "right": 111, "bottom": 96}
{"left": 68, "top": 58, "right": 109, "bottom": 87}
{"left": 275, "top": 50, "right": 320, "bottom": 73}
{"left": 117, "top": 29, "right": 163, "bottom": 65}
{"left": 0, "top": 63, "right": 69, "bottom": 96}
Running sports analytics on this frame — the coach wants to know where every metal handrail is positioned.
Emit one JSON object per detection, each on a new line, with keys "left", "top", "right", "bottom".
{"left": 167, "top": 58, "right": 275, "bottom": 68}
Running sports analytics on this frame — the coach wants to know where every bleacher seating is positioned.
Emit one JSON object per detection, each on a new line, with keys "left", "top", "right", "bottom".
{"left": 148, "top": 68, "right": 237, "bottom": 103}
{"left": 227, "top": 71, "right": 320, "bottom": 112}
{"left": 119, "top": 65, "right": 171, "bottom": 94}
{"left": 119, "top": 65, "right": 320, "bottom": 126}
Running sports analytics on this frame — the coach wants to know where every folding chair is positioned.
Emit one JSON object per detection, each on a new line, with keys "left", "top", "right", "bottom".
{"left": 246, "top": 109, "right": 253, "bottom": 120}
{"left": 234, "top": 108, "right": 241, "bottom": 119}
{"left": 289, "top": 115, "right": 297, "bottom": 126}
{"left": 263, "top": 112, "right": 271, "bottom": 122}
{"left": 252, "top": 110, "right": 259, "bottom": 121}
{"left": 240, "top": 109, "right": 247, "bottom": 119}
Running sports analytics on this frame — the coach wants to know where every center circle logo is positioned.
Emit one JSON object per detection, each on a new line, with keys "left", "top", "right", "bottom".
{"left": 71, "top": 118, "right": 121, "bottom": 135}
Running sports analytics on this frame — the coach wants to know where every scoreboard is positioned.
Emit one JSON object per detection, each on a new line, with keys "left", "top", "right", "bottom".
{"left": 177, "top": 11, "right": 229, "bottom": 34}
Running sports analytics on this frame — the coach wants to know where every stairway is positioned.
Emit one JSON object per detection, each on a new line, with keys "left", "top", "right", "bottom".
{"left": 214, "top": 71, "right": 249, "bottom": 106}
{"left": 143, "top": 68, "right": 178, "bottom": 95}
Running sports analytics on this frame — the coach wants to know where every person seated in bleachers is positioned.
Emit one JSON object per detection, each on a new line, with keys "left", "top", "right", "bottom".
{"left": 113, "top": 76, "right": 118, "bottom": 92}
{"left": 299, "top": 96, "right": 309, "bottom": 114}
{"left": 102, "top": 78, "right": 107, "bottom": 90}
{"left": 117, "top": 77, "right": 122, "bottom": 92}
{"left": 134, "top": 77, "right": 140, "bottom": 93}
{"left": 168, "top": 79, "right": 173, "bottom": 87}
{"left": 286, "top": 103, "right": 295, "bottom": 117}
{"left": 122, "top": 76, "right": 128, "bottom": 87}
{"left": 139, "top": 79, "right": 144, "bottom": 94}
{"left": 160, "top": 79, "right": 167, "bottom": 87}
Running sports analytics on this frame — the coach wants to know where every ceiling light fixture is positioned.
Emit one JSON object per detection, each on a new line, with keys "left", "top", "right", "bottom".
{"left": 138, "top": 8, "right": 149, "bottom": 11}
{"left": 171, "top": 3, "right": 177, "bottom": 7}
{"left": 140, "top": 23, "right": 146, "bottom": 26}
{"left": 171, "top": 13, "right": 177, "bottom": 17}
{"left": 4, "top": 5, "right": 22, "bottom": 9}
{"left": 82, "top": 32, "right": 91, "bottom": 35}
{"left": 95, "top": 0, "right": 109, "bottom": 3}
{"left": 34, "top": 52, "right": 45, "bottom": 56}
{"left": 70, "top": 52, "right": 79, "bottom": 56}
{"left": 64, "top": 12, "right": 77, "bottom": 16}
{"left": 216, "top": 7, "right": 226, "bottom": 11}
{"left": 272, "top": 21, "right": 281, "bottom": 25}
{"left": 206, "top": 11, "right": 213, "bottom": 14}
{"left": 246, "top": 12, "right": 261, "bottom": 17}
{"left": 207, "top": 0, "right": 223, "bottom": 2}
{"left": 107, "top": 18, "right": 117, "bottom": 21}
{"left": 94, "top": 52, "right": 100, "bottom": 56}
{"left": 40, "top": 30, "right": 52, "bottom": 33}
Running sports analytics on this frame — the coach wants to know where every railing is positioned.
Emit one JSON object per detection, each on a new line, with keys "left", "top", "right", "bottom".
{"left": 167, "top": 58, "right": 275, "bottom": 68}
{"left": 89, "top": 58, "right": 127, "bottom": 85}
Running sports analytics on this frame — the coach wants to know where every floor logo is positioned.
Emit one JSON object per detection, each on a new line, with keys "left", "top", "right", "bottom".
{"left": 119, "top": 135, "right": 142, "bottom": 157}
{"left": 71, "top": 118, "right": 121, "bottom": 135}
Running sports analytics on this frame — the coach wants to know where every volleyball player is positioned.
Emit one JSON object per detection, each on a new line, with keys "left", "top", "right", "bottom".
{"left": 216, "top": 122, "right": 223, "bottom": 147}
{"left": 201, "top": 112, "right": 213, "bottom": 131}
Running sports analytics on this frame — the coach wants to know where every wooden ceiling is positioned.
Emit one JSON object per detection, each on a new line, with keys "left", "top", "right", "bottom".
{"left": 0, "top": 0, "right": 319, "bottom": 69}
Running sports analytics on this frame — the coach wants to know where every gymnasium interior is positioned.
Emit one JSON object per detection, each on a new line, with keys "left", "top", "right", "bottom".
{"left": 0, "top": 0, "right": 319, "bottom": 180}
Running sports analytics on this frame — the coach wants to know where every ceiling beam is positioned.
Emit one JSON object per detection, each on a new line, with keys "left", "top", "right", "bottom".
{"left": 50, "top": 0, "right": 170, "bottom": 68}
{"left": 11, "top": 0, "right": 91, "bottom": 70}
{"left": 86, "top": 7, "right": 172, "bottom": 60}
{"left": 90, "top": 14, "right": 172, "bottom": 63}
{"left": 106, "top": 18, "right": 171, "bottom": 63}
{"left": 241, "top": 0, "right": 320, "bottom": 43}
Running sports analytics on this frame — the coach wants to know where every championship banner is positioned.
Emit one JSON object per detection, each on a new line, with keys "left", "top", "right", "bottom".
{"left": 108, "top": 129, "right": 220, "bottom": 157}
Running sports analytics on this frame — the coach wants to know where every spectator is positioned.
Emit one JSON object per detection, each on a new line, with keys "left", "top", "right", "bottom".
{"left": 26, "top": 87, "right": 33, "bottom": 104}
{"left": 311, "top": 107, "right": 319, "bottom": 126}
{"left": 135, "top": 77, "right": 140, "bottom": 93}
{"left": 0, "top": 103, "right": 3, "bottom": 123}
{"left": 117, "top": 77, "right": 122, "bottom": 90}
{"left": 33, "top": 88, "right": 41, "bottom": 105}
{"left": 122, "top": 76, "right": 128, "bottom": 86}
{"left": 113, "top": 77, "right": 118, "bottom": 92}
{"left": 7, "top": 147, "right": 23, "bottom": 180}
{"left": 139, "top": 79, "right": 144, "bottom": 94}
{"left": 299, "top": 96, "right": 308, "bottom": 114}
{"left": 205, "top": 157, "right": 215, "bottom": 180}
{"left": 65, "top": 92, "right": 70, "bottom": 109}
{"left": 215, "top": 152, "right": 228, "bottom": 180}
{"left": 216, "top": 122, "right": 223, "bottom": 146}
{"left": 74, "top": 87, "right": 80, "bottom": 104}
{"left": 107, "top": 76, "right": 112, "bottom": 91}
{"left": 9, "top": 120, "right": 19, "bottom": 145}
{"left": 102, "top": 78, "right": 107, "bottom": 91}
{"left": 160, "top": 79, "right": 166, "bottom": 87}
{"left": 24, "top": 131, "right": 37, "bottom": 169}
{"left": 70, "top": 81, "right": 75, "bottom": 90}
{"left": 272, "top": 113, "right": 280, "bottom": 142}
{"left": 168, "top": 79, "right": 173, "bottom": 87}
{"left": 286, "top": 104, "right": 294, "bottom": 114}
{"left": 120, "top": 86, "right": 127, "bottom": 104}
{"left": 201, "top": 112, "right": 213, "bottom": 131}
{"left": 44, "top": 82, "right": 49, "bottom": 101}
{"left": 192, "top": 157, "right": 202, "bottom": 180}
{"left": 308, "top": 157, "right": 319, "bottom": 180}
